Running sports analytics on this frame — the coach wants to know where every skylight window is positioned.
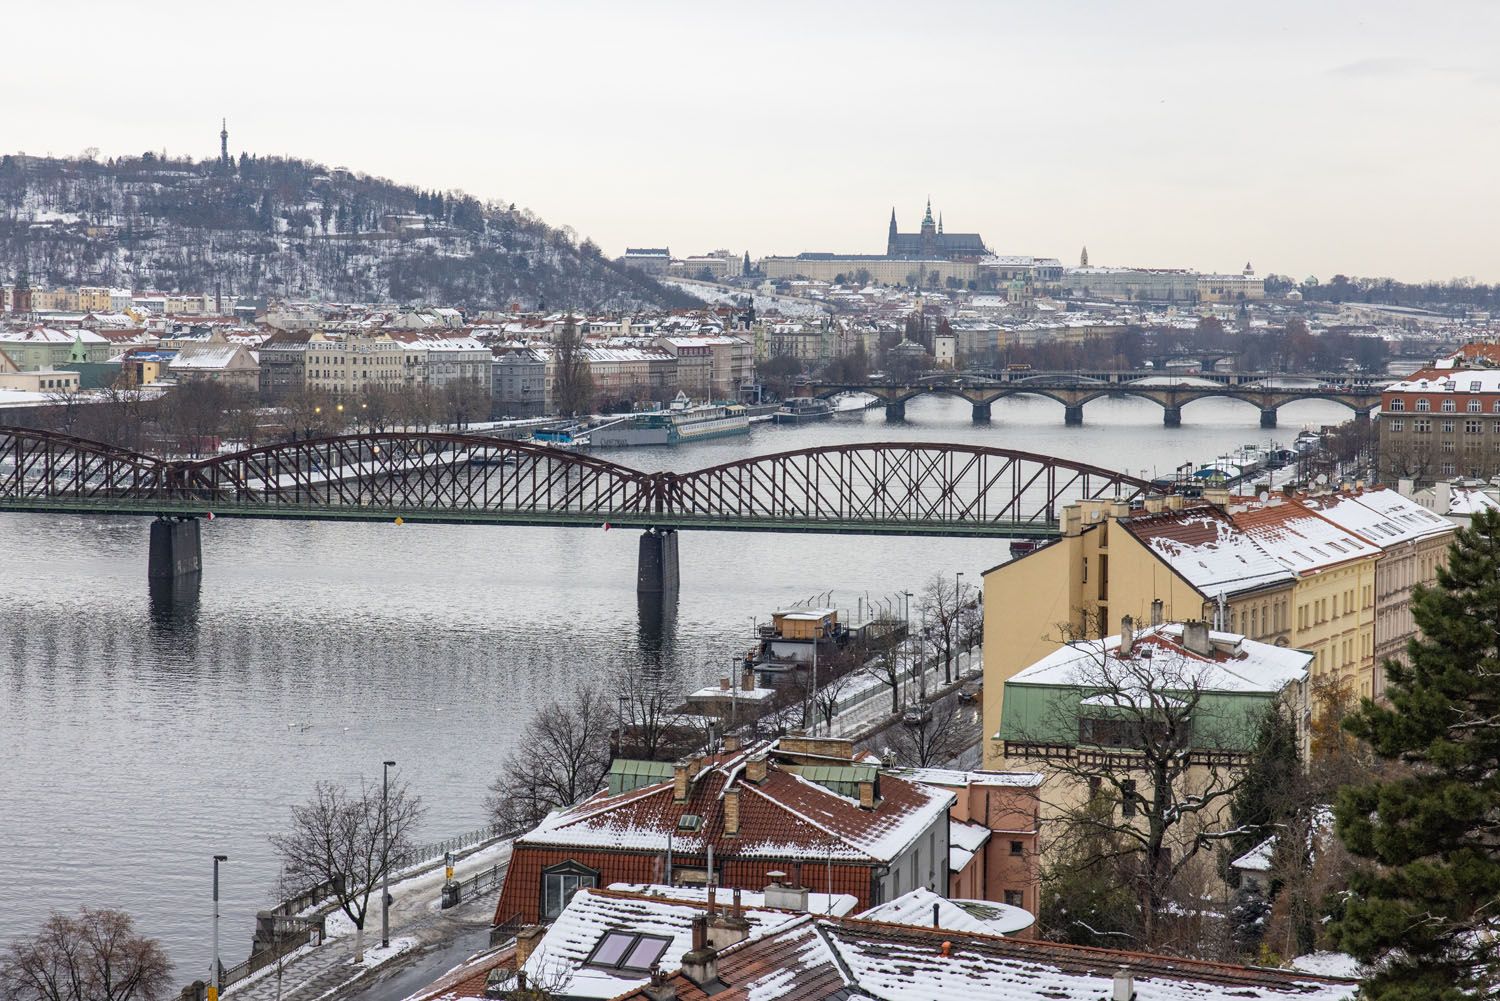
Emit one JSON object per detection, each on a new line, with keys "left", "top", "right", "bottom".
{"left": 586, "top": 932, "right": 672, "bottom": 973}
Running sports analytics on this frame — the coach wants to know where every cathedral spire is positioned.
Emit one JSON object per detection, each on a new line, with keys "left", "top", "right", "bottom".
{"left": 938, "top": 212, "right": 943, "bottom": 235}
{"left": 922, "top": 197, "right": 934, "bottom": 227}
{"left": 1080, "top": 245, "right": 1089, "bottom": 267}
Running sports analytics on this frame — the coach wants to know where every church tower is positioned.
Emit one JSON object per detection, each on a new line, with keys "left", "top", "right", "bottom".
{"left": 920, "top": 198, "right": 936, "bottom": 256}
{"left": 220, "top": 119, "right": 230, "bottom": 171}
{"left": 887, "top": 207, "right": 898, "bottom": 256}
{"left": 1080, "top": 246, "right": 1089, "bottom": 267}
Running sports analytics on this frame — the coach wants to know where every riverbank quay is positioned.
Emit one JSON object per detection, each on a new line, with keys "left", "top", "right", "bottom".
{"left": 188, "top": 835, "right": 514, "bottom": 1001}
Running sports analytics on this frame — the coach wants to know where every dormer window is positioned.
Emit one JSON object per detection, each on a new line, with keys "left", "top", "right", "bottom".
{"left": 1471, "top": 381, "right": 1484, "bottom": 392}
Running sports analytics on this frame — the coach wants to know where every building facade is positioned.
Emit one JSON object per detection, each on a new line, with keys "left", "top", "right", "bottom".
{"left": 1380, "top": 368, "right": 1500, "bottom": 482}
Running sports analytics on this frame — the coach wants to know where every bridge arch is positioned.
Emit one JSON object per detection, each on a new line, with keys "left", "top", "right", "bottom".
{"left": 665, "top": 441, "right": 1150, "bottom": 531}
{"left": 0, "top": 426, "right": 167, "bottom": 500}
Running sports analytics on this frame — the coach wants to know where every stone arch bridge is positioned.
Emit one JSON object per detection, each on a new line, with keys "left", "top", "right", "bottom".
{"left": 811, "top": 372, "right": 1386, "bottom": 428}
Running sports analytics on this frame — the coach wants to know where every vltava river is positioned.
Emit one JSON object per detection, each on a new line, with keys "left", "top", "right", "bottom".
{"left": 0, "top": 394, "right": 1350, "bottom": 977}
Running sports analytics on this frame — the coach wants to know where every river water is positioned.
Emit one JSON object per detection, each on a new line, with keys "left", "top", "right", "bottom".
{"left": 0, "top": 394, "right": 1350, "bottom": 978}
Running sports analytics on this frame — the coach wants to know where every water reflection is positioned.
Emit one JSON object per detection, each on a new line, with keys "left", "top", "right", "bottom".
{"left": 148, "top": 573, "right": 202, "bottom": 637}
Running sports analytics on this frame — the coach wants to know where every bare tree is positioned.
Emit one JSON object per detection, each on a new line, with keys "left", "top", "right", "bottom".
{"left": 0, "top": 909, "right": 171, "bottom": 1001}
{"left": 860, "top": 638, "right": 909, "bottom": 716}
{"left": 917, "top": 573, "right": 973, "bottom": 684}
{"left": 268, "top": 778, "right": 424, "bottom": 963}
{"left": 552, "top": 316, "right": 593, "bottom": 416}
{"left": 617, "top": 661, "right": 688, "bottom": 760}
{"left": 485, "top": 685, "right": 613, "bottom": 831}
{"left": 885, "top": 696, "right": 973, "bottom": 768}
{"left": 440, "top": 376, "right": 489, "bottom": 430}
{"left": 1017, "top": 637, "right": 1254, "bottom": 948}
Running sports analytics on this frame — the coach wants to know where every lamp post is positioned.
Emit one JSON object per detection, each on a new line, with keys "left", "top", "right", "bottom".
{"left": 381, "top": 760, "right": 395, "bottom": 949}
{"left": 954, "top": 571, "right": 965, "bottom": 678}
{"left": 210, "top": 855, "right": 228, "bottom": 1001}
{"left": 902, "top": 590, "right": 913, "bottom": 706}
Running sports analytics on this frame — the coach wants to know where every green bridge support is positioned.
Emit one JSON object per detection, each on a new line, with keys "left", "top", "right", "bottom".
{"left": 148, "top": 516, "right": 202, "bottom": 579}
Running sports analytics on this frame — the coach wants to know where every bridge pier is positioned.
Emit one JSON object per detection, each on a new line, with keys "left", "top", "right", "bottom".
{"left": 1163, "top": 407, "right": 1182, "bottom": 427}
{"left": 884, "top": 401, "right": 906, "bottom": 422}
{"left": 636, "top": 527, "right": 679, "bottom": 596}
{"left": 971, "top": 402, "right": 992, "bottom": 423}
{"left": 1259, "top": 408, "right": 1277, "bottom": 429}
{"left": 1063, "top": 405, "right": 1084, "bottom": 426}
{"left": 148, "top": 516, "right": 202, "bottom": 580}
{"left": 1353, "top": 409, "right": 1372, "bottom": 425}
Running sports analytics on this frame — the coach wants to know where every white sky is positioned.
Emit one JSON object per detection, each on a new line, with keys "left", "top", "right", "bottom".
{"left": 8, "top": 0, "right": 1500, "bottom": 282}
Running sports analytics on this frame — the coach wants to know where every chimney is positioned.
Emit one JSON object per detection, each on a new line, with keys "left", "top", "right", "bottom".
{"left": 722, "top": 735, "right": 741, "bottom": 753}
{"left": 643, "top": 967, "right": 676, "bottom": 1001}
{"left": 678, "top": 917, "right": 721, "bottom": 992}
{"left": 763, "top": 872, "right": 809, "bottom": 912}
{"left": 745, "top": 754, "right": 768, "bottom": 784}
{"left": 707, "top": 891, "right": 752, "bottom": 950}
{"left": 1118, "top": 615, "right": 1134, "bottom": 657}
{"left": 741, "top": 665, "right": 755, "bottom": 691}
{"left": 857, "top": 776, "right": 877, "bottom": 810}
{"left": 513, "top": 925, "right": 545, "bottom": 969}
{"left": 1181, "top": 620, "right": 1212, "bottom": 657}
{"left": 719, "top": 677, "right": 731, "bottom": 691}
{"left": 723, "top": 788, "right": 740, "bottom": 836}
{"left": 1113, "top": 966, "right": 1136, "bottom": 1001}
{"left": 673, "top": 759, "right": 694, "bottom": 803}
{"left": 1165, "top": 494, "right": 1185, "bottom": 511}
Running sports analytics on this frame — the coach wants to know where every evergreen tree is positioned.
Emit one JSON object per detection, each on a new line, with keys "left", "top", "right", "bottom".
{"left": 1226, "top": 700, "right": 1301, "bottom": 870}
{"left": 1330, "top": 508, "right": 1500, "bottom": 1000}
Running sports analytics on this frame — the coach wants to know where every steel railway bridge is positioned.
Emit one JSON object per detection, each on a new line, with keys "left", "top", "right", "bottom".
{"left": 811, "top": 371, "right": 1387, "bottom": 426}
{"left": 0, "top": 427, "right": 1150, "bottom": 592}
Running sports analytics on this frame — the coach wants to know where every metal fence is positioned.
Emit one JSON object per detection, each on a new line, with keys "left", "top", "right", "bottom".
{"left": 397, "top": 822, "right": 510, "bottom": 872}
{"left": 443, "top": 862, "right": 509, "bottom": 911}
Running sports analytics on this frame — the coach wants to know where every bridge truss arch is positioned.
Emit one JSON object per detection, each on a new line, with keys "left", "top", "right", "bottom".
{"left": 0, "top": 429, "right": 1153, "bottom": 537}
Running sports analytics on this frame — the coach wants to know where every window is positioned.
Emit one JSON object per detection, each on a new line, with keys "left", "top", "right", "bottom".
{"left": 542, "top": 861, "right": 599, "bottom": 919}
{"left": 1414, "top": 419, "right": 1431, "bottom": 433}
{"left": 1416, "top": 398, "right": 1430, "bottom": 412}
{"left": 1442, "top": 399, "right": 1456, "bottom": 413}
{"left": 1494, "top": 401, "right": 1500, "bottom": 414}
{"left": 1121, "top": 779, "right": 1137, "bottom": 818}
{"left": 1471, "top": 381, "right": 1484, "bottom": 392}
{"left": 1010, "top": 840, "right": 1024, "bottom": 856}
{"left": 1468, "top": 420, "right": 1483, "bottom": 435}
{"left": 1442, "top": 420, "right": 1456, "bottom": 433}
{"left": 1388, "top": 419, "right": 1404, "bottom": 432}
{"left": 1004, "top": 890, "right": 1024, "bottom": 908}
{"left": 1442, "top": 463, "right": 1456, "bottom": 475}
{"left": 1470, "top": 399, "right": 1482, "bottom": 413}
{"left": 1388, "top": 399, "right": 1405, "bottom": 412}
{"left": 585, "top": 932, "right": 672, "bottom": 973}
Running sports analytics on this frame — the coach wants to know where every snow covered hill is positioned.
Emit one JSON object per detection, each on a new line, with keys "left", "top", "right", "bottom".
{"left": 0, "top": 153, "right": 691, "bottom": 310}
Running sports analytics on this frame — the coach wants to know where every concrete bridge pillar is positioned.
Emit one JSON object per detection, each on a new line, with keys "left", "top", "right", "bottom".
{"left": 885, "top": 400, "right": 906, "bottom": 422}
{"left": 1259, "top": 408, "right": 1278, "bottom": 429}
{"left": 148, "top": 516, "right": 202, "bottom": 579}
{"left": 1353, "top": 409, "right": 1372, "bottom": 425}
{"left": 1163, "top": 407, "right": 1183, "bottom": 427}
{"left": 637, "top": 527, "right": 680, "bottom": 596}
{"left": 971, "top": 402, "right": 992, "bottom": 423}
{"left": 1063, "top": 405, "right": 1084, "bottom": 426}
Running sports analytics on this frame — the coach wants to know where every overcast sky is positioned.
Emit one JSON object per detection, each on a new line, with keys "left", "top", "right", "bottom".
{"left": 9, "top": 0, "right": 1499, "bottom": 282}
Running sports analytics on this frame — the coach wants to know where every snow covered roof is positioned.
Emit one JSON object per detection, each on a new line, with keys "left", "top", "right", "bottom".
{"left": 1449, "top": 486, "right": 1500, "bottom": 515}
{"left": 169, "top": 345, "right": 251, "bottom": 370}
{"left": 858, "top": 887, "right": 1033, "bottom": 937}
{"left": 1231, "top": 835, "right": 1276, "bottom": 873}
{"left": 1007, "top": 623, "right": 1312, "bottom": 696}
{"left": 947, "top": 820, "right": 990, "bottom": 875}
{"left": 1298, "top": 489, "right": 1452, "bottom": 547}
{"left": 612, "top": 914, "right": 1359, "bottom": 1001}
{"left": 521, "top": 887, "right": 823, "bottom": 999}
{"left": 521, "top": 745, "right": 954, "bottom": 865}
{"left": 1231, "top": 499, "right": 1383, "bottom": 574}
{"left": 1386, "top": 369, "right": 1500, "bottom": 393}
{"left": 887, "top": 768, "right": 1043, "bottom": 789}
{"left": 1124, "top": 504, "right": 1295, "bottom": 597}
{"left": 605, "top": 883, "right": 858, "bottom": 916}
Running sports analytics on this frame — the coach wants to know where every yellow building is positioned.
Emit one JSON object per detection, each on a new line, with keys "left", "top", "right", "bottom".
{"left": 981, "top": 497, "right": 1297, "bottom": 769}
{"left": 1230, "top": 500, "right": 1382, "bottom": 700}
{"left": 77, "top": 286, "right": 114, "bottom": 312}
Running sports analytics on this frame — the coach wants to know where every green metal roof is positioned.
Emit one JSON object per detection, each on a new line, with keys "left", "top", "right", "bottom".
{"left": 787, "top": 763, "right": 878, "bottom": 799}
{"left": 606, "top": 759, "right": 675, "bottom": 796}
{"left": 997, "top": 682, "right": 1270, "bottom": 751}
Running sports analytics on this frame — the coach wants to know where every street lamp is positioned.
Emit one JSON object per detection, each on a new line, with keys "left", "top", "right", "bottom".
{"left": 209, "top": 855, "right": 228, "bottom": 1001}
{"left": 381, "top": 760, "right": 396, "bottom": 949}
{"left": 902, "top": 591, "right": 913, "bottom": 705}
